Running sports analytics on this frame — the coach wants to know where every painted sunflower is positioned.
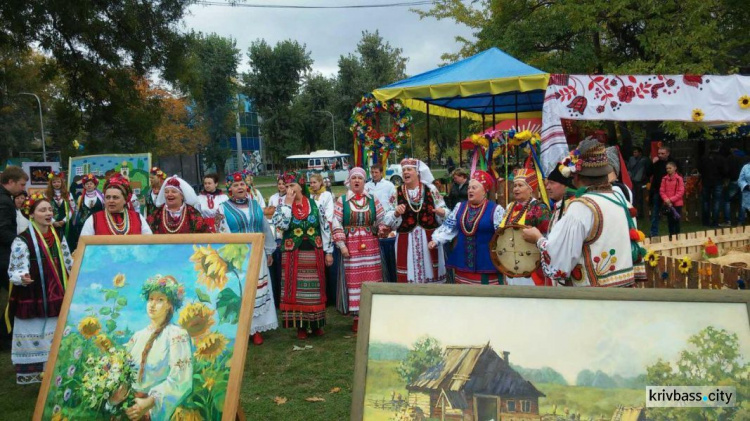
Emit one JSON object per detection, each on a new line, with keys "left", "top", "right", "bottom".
{"left": 739, "top": 95, "right": 750, "bottom": 109}
{"left": 644, "top": 250, "right": 660, "bottom": 267}
{"left": 678, "top": 256, "right": 693, "bottom": 274}
{"left": 112, "top": 273, "right": 126, "bottom": 288}
{"left": 93, "top": 334, "right": 113, "bottom": 353}
{"left": 78, "top": 316, "right": 101, "bottom": 339}
{"left": 178, "top": 303, "right": 216, "bottom": 338}
{"left": 190, "top": 245, "right": 229, "bottom": 290}
{"left": 195, "top": 333, "right": 229, "bottom": 362}
{"left": 692, "top": 108, "right": 705, "bottom": 122}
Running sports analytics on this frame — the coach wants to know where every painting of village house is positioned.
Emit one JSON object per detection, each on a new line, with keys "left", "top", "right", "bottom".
{"left": 67, "top": 153, "right": 151, "bottom": 205}
{"left": 352, "top": 285, "right": 750, "bottom": 421}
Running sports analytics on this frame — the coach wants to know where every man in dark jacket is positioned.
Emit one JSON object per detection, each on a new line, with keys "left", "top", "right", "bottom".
{"left": 646, "top": 146, "right": 682, "bottom": 237}
{"left": 0, "top": 166, "right": 28, "bottom": 343}
{"left": 446, "top": 168, "right": 469, "bottom": 209}
{"left": 627, "top": 147, "right": 648, "bottom": 217}
{"left": 697, "top": 145, "right": 727, "bottom": 227}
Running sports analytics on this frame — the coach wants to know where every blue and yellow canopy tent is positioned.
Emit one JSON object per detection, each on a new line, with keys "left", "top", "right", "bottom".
{"left": 372, "top": 47, "right": 549, "bottom": 167}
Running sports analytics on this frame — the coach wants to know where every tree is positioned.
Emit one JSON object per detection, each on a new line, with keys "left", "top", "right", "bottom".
{"left": 244, "top": 39, "right": 312, "bottom": 165}
{"left": 176, "top": 33, "right": 240, "bottom": 174}
{"left": 646, "top": 326, "right": 749, "bottom": 420}
{"left": 397, "top": 336, "right": 444, "bottom": 385}
{"left": 1, "top": 0, "right": 193, "bottom": 158}
{"left": 291, "top": 73, "right": 336, "bottom": 153}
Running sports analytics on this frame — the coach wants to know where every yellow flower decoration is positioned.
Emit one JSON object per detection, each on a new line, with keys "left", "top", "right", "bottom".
{"left": 692, "top": 109, "right": 705, "bottom": 122}
{"left": 644, "top": 250, "right": 660, "bottom": 267}
{"left": 112, "top": 273, "right": 126, "bottom": 288}
{"left": 93, "top": 334, "right": 113, "bottom": 353}
{"left": 739, "top": 95, "right": 750, "bottom": 109}
{"left": 178, "top": 303, "right": 216, "bottom": 338}
{"left": 293, "top": 228, "right": 304, "bottom": 237}
{"left": 78, "top": 316, "right": 101, "bottom": 339}
{"left": 678, "top": 256, "right": 693, "bottom": 274}
{"left": 171, "top": 407, "right": 204, "bottom": 421}
{"left": 190, "top": 245, "right": 229, "bottom": 291}
{"left": 471, "top": 133, "right": 489, "bottom": 149}
{"left": 514, "top": 130, "right": 533, "bottom": 142}
{"left": 195, "top": 333, "right": 228, "bottom": 362}
{"left": 307, "top": 227, "right": 316, "bottom": 236}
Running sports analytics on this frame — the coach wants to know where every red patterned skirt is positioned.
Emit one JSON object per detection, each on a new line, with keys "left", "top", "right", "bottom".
{"left": 454, "top": 270, "right": 501, "bottom": 286}
{"left": 280, "top": 249, "right": 326, "bottom": 330}
{"left": 339, "top": 228, "right": 382, "bottom": 316}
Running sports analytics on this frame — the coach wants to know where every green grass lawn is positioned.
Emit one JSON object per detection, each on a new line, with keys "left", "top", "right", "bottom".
{"left": 0, "top": 307, "right": 357, "bottom": 420}
{"left": 537, "top": 382, "right": 644, "bottom": 419}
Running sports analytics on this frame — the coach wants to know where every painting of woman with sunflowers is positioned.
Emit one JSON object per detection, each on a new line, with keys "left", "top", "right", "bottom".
{"left": 35, "top": 234, "right": 263, "bottom": 421}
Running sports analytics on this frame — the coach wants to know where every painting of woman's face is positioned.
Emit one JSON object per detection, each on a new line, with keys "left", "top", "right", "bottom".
{"left": 147, "top": 291, "right": 172, "bottom": 324}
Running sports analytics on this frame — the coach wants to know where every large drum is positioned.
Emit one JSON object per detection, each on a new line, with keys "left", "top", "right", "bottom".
{"left": 489, "top": 224, "right": 541, "bottom": 278}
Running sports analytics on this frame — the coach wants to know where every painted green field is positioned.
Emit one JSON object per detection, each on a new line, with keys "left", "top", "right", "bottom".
{"left": 363, "top": 360, "right": 645, "bottom": 420}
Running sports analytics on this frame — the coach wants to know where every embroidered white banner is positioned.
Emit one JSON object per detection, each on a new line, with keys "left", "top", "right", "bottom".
{"left": 540, "top": 74, "right": 750, "bottom": 175}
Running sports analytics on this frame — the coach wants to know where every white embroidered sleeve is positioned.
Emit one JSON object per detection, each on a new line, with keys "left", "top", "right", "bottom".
{"left": 261, "top": 218, "right": 276, "bottom": 255}
{"left": 493, "top": 204, "right": 507, "bottom": 231}
{"left": 61, "top": 238, "right": 74, "bottom": 272}
{"left": 148, "top": 328, "right": 192, "bottom": 420}
{"left": 429, "top": 184, "right": 448, "bottom": 224}
{"left": 272, "top": 204, "right": 292, "bottom": 231}
{"left": 8, "top": 237, "right": 30, "bottom": 286}
{"left": 80, "top": 216, "right": 95, "bottom": 237}
{"left": 139, "top": 214, "right": 153, "bottom": 234}
{"left": 536, "top": 202, "right": 593, "bottom": 285}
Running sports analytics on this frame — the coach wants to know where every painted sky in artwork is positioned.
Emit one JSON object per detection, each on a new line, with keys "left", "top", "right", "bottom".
{"left": 69, "top": 243, "right": 252, "bottom": 341}
{"left": 368, "top": 295, "right": 750, "bottom": 385}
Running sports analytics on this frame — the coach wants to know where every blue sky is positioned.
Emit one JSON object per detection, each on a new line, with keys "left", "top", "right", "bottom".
{"left": 68, "top": 243, "right": 253, "bottom": 340}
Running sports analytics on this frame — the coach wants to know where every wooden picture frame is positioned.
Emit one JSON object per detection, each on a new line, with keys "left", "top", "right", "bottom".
{"left": 34, "top": 234, "right": 263, "bottom": 421}
{"left": 352, "top": 284, "right": 750, "bottom": 421}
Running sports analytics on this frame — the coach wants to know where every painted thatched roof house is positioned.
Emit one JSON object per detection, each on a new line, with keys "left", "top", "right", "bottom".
{"left": 407, "top": 343, "right": 545, "bottom": 421}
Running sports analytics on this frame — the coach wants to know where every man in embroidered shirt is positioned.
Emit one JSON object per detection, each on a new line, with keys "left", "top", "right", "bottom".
{"left": 521, "top": 138, "right": 644, "bottom": 287}
{"left": 365, "top": 164, "right": 398, "bottom": 282}
{"left": 384, "top": 159, "right": 448, "bottom": 283}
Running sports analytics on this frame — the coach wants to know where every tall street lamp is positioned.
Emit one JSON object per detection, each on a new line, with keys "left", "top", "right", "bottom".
{"left": 314, "top": 110, "right": 336, "bottom": 151}
{"left": 17, "top": 92, "right": 47, "bottom": 162}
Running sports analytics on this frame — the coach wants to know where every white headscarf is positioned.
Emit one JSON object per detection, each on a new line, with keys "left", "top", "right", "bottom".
{"left": 156, "top": 175, "right": 199, "bottom": 208}
{"left": 401, "top": 158, "right": 435, "bottom": 185}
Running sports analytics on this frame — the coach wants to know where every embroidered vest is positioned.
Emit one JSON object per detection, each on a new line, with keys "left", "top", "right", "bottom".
{"left": 342, "top": 196, "right": 377, "bottom": 235}
{"left": 92, "top": 210, "right": 143, "bottom": 235}
{"left": 75, "top": 195, "right": 103, "bottom": 226}
{"left": 447, "top": 201, "right": 498, "bottom": 273}
{"left": 222, "top": 200, "right": 264, "bottom": 233}
{"left": 565, "top": 193, "right": 636, "bottom": 287}
{"left": 145, "top": 191, "right": 158, "bottom": 217}
{"left": 10, "top": 230, "right": 66, "bottom": 319}
{"left": 396, "top": 185, "right": 439, "bottom": 233}
{"left": 282, "top": 198, "right": 324, "bottom": 252}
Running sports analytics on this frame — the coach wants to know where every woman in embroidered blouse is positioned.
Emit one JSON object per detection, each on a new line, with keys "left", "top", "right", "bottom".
{"left": 272, "top": 173, "right": 334, "bottom": 340}
{"left": 197, "top": 173, "right": 228, "bottom": 233}
{"left": 14, "top": 191, "right": 29, "bottom": 234}
{"left": 45, "top": 171, "right": 76, "bottom": 243}
{"left": 501, "top": 168, "right": 550, "bottom": 286}
{"left": 148, "top": 175, "right": 209, "bottom": 234}
{"left": 429, "top": 171, "right": 505, "bottom": 285}
{"left": 331, "top": 168, "right": 386, "bottom": 332}
{"left": 217, "top": 172, "right": 278, "bottom": 345}
{"left": 122, "top": 275, "right": 192, "bottom": 421}
{"left": 69, "top": 173, "right": 104, "bottom": 251}
{"left": 80, "top": 174, "right": 152, "bottom": 236}
{"left": 7, "top": 194, "right": 73, "bottom": 384}
{"left": 308, "top": 173, "right": 336, "bottom": 304}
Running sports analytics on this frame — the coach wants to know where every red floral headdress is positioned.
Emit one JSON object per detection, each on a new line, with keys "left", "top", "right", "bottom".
{"left": 47, "top": 171, "right": 65, "bottom": 180}
{"left": 22, "top": 192, "right": 48, "bottom": 217}
{"left": 150, "top": 167, "right": 167, "bottom": 180}
{"left": 471, "top": 170, "right": 494, "bottom": 193}
{"left": 512, "top": 168, "right": 538, "bottom": 192}
{"left": 225, "top": 172, "right": 245, "bottom": 191}
{"left": 81, "top": 173, "right": 99, "bottom": 186}
{"left": 104, "top": 174, "right": 132, "bottom": 199}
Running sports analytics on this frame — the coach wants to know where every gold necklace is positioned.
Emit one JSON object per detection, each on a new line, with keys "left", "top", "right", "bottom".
{"left": 163, "top": 206, "right": 187, "bottom": 234}
{"left": 402, "top": 184, "right": 424, "bottom": 213}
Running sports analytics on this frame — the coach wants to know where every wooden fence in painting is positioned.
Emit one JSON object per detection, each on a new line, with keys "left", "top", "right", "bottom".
{"left": 638, "top": 226, "right": 750, "bottom": 289}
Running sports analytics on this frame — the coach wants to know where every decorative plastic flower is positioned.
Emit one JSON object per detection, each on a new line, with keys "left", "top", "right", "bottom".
{"left": 692, "top": 109, "right": 705, "bottom": 122}
{"left": 195, "top": 333, "right": 228, "bottom": 362}
{"left": 644, "top": 250, "right": 660, "bottom": 267}
{"left": 112, "top": 273, "right": 126, "bottom": 288}
{"left": 190, "top": 245, "right": 228, "bottom": 291}
{"left": 178, "top": 302, "right": 216, "bottom": 338}
{"left": 78, "top": 317, "right": 101, "bottom": 339}
{"left": 739, "top": 95, "right": 750, "bottom": 109}
{"left": 678, "top": 256, "right": 693, "bottom": 274}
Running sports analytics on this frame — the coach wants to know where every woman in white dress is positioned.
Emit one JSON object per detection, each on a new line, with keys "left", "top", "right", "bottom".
{"left": 7, "top": 194, "right": 73, "bottom": 384}
{"left": 123, "top": 275, "right": 192, "bottom": 421}
{"left": 217, "top": 172, "right": 278, "bottom": 345}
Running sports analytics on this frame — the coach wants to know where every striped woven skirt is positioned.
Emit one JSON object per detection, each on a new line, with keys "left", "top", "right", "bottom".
{"left": 454, "top": 270, "right": 501, "bottom": 286}
{"left": 336, "top": 229, "right": 382, "bottom": 316}
{"left": 280, "top": 249, "right": 326, "bottom": 330}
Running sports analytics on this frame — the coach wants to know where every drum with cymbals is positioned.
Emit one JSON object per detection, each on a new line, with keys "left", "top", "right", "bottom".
{"left": 489, "top": 224, "right": 541, "bottom": 278}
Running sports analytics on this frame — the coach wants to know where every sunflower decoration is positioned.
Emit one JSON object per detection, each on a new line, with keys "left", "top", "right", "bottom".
{"left": 692, "top": 108, "right": 705, "bottom": 122}
{"left": 112, "top": 273, "right": 126, "bottom": 288}
{"left": 190, "top": 245, "right": 229, "bottom": 291}
{"left": 644, "top": 250, "right": 660, "bottom": 268}
{"left": 178, "top": 303, "right": 216, "bottom": 338}
{"left": 78, "top": 316, "right": 101, "bottom": 339}
{"left": 739, "top": 95, "right": 750, "bottom": 109}
{"left": 195, "top": 332, "right": 229, "bottom": 362}
{"left": 171, "top": 407, "right": 204, "bottom": 421}
{"left": 93, "top": 333, "right": 113, "bottom": 353}
{"left": 678, "top": 256, "right": 693, "bottom": 274}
